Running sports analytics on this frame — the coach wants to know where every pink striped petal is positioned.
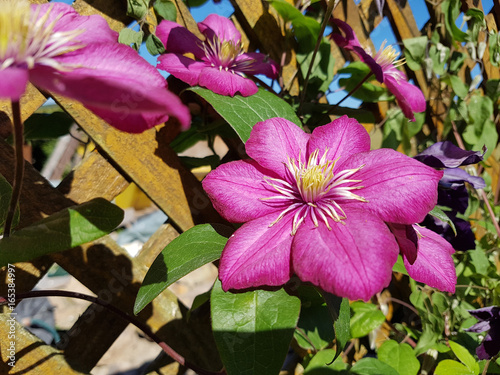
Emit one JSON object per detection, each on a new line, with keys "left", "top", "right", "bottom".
{"left": 292, "top": 208, "right": 399, "bottom": 301}
{"left": 339, "top": 148, "right": 442, "bottom": 224}
{"left": 202, "top": 160, "right": 283, "bottom": 223}
{"left": 307, "top": 116, "right": 370, "bottom": 162}
{"left": 198, "top": 14, "right": 241, "bottom": 44}
{"left": 157, "top": 54, "right": 206, "bottom": 86}
{"left": 384, "top": 75, "right": 426, "bottom": 121}
{"left": 404, "top": 226, "right": 456, "bottom": 293}
{"left": 246, "top": 118, "right": 310, "bottom": 179}
{"left": 156, "top": 20, "right": 205, "bottom": 59}
{"left": 198, "top": 67, "right": 258, "bottom": 97}
{"left": 219, "top": 212, "right": 294, "bottom": 291}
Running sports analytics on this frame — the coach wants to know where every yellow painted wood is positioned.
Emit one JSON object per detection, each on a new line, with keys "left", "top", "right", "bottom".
{"left": 72, "top": 0, "right": 132, "bottom": 32}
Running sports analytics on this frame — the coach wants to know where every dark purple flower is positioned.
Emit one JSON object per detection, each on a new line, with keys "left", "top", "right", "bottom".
{"left": 331, "top": 19, "right": 426, "bottom": 121}
{"left": 414, "top": 142, "right": 485, "bottom": 169}
{"left": 466, "top": 306, "right": 500, "bottom": 360}
{"left": 156, "top": 14, "right": 279, "bottom": 97}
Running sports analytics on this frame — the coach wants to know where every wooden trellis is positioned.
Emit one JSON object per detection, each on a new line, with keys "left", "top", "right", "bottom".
{"left": 0, "top": 0, "right": 498, "bottom": 373}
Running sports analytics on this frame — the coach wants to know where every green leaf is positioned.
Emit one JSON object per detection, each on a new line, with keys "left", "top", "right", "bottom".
{"left": 295, "top": 303, "right": 335, "bottom": 351}
{"left": 449, "top": 341, "right": 480, "bottom": 374}
{"left": 118, "top": 28, "right": 144, "bottom": 51}
{"left": 350, "top": 301, "right": 385, "bottom": 338}
{"left": 134, "top": 223, "right": 229, "bottom": 314}
{"left": 297, "top": 40, "right": 335, "bottom": 94}
{"left": 338, "top": 62, "right": 391, "bottom": 102}
{"left": 469, "top": 248, "right": 490, "bottom": 275}
{"left": 429, "top": 44, "right": 450, "bottom": 76}
{"left": 488, "top": 32, "right": 500, "bottom": 67}
{"left": 449, "top": 51, "right": 466, "bottom": 72}
{"left": 351, "top": 357, "right": 399, "bottom": 375}
{"left": 442, "top": 0, "right": 467, "bottom": 42}
{"left": 445, "top": 75, "right": 468, "bottom": 99}
{"left": 323, "top": 293, "right": 351, "bottom": 360}
{"left": 22, "top": 112, "right": 73, "bottom": 141}
{"left": 463, "top": 120, "right": 497, "bottom": 160}
{"left": 378, "top": 340, "right": 420, "bottom": 375}
{"left": 485, "top": 79, "right": 500, "bottom": 102}
{"left": 0, "top": 175, "right": 19, "bottom": 233}
{"left": 403, "top": 36, "right": 428, "bottom": 69}
{"left": 211, "top": 280, "right": 300, "bottom": 375}
{"left": 0, "top": 198, "right": 123, "bottom": 267}
{"left": 126, "top": 0, "right": 149, "bottom": 19}
{"left": 145, "top": 33, "right": 165, "bottom": 55}
{"left": 434, "top": 360, "right": 476, "bottom": 375}
{"left": 429, "top": 206, "right": 457, "bottom": 236}
{"left": 304, "top": 349, "right": 349, "bottom": 374}
{"left": 153, "top": 0, "right": 176, "bottom": 21}
{"left": 392, "top": 255, "right": 408, "bottom": 275}
{"left": 190, "top": 87, "right": 302, "bottom": 143}
{"left": 468, "top": 94, "right": 493, "bottom": 133}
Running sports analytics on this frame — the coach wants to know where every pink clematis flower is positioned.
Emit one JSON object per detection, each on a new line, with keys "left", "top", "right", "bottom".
{"left": 389, "top": 223, "right": 456, "bottom": 293}
{"left": 203, "top": 116, "right": 444, "bottom": 301}
{"left": 156, "top": 14, "right": 279, "bottom": 97}
{"left": 0, "top": 0, "right": 190, "bottom": 133}
{"left": 331, "top": 19, "right": 426, "bottom": 121}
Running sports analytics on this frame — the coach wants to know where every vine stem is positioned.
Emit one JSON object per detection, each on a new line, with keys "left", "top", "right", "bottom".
{"left": 0, "top": 290, "right": 225, "bottom": 375}
{"left": 298, "top": 0, "right": 339, "bottom": 115}
{"left": 4, "top": 101, "right": 24, "bottom": 238}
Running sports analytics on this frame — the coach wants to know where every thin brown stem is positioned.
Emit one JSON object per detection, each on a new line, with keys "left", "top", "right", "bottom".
{"left": 0, "top": 290, "right": 225, "bottom": 375}
{"left": 482, "top": 359, "right": 491, "bottom": 375}
{"left": 4, "top": 101, "right": 24, "bottom": 238}
{"left": 298, "top": 0, "right": 339, "bottom": 115}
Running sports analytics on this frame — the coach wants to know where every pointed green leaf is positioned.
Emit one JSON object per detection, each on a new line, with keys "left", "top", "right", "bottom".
{"left": 350, "top": 301, "right": 386, "bottom": 338}
{"left": 449, "top": 341, "right": 480, "bottom": 374}
{"left": 429, "top": 206, "right": 457, "bottom": 236}
{"left": 145, "top": 33, "right": 165, "bottom": 55}
{"left": 134, "top": 223, "right": 230, "bottom": 314}
{"left": 118, "top": 28, "right": 143, "bottom": 51}
{"left": 434, "top": 359, "right": 475, "bottom": 375}
{"left": 323, "top": 293, "right": 351, "bottom": 360}
{"left": 0, "top": 198, "right": 123, "bottom": 267}
{"left": 211, "top": 280, "right": 300, "bottom": 375}
{"left": 351, "top": 357, "right": 399, "bottom": 375}
{"left": 378, "top": 340, "right": 420, "bottom": 375}
{"left": 304, "top": 349, "right": 349, "bottom": 374}
{"left": 153, "top": 0, "right": 177, "bottom": 21}
{"left": 189, "top": 87, "right": 302, "bottom": 143}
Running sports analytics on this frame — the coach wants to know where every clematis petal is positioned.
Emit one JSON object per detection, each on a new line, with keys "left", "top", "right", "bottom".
{"left": 384, "top": 75, "right": 426, "bottom": 121}
{"left": 415, "top": 141, "right": 485, "bottom": 168}
{"left": 0, "top": 67, "right": 29, "bottom": 100}
{"left": 31, "top": 43, "right": 191, "bottom": 131}
{"left": 292, "top": 208, "right": 399, "bottom": 301}
{"left": 307, "top": 115, "right": 370, "bottom": 161}
{"left": 219, "top": 212, "right": 294, "bottom": 291}
{"left": 331, "top": 19, "right": 384, "bottom": 82}
{"left": 202, "top": 160, "right": 283, "bottom": 223}
{"left": 156, "top": 20, "right": 205, "bottom": 59}
{"left": 157, "top": 54, "right": 206, "bottom": 86}
{"left": 441, "top": 168, "right": 486, "bottom": 190}
{"left": 388, "top": 223, "right": 418, "bottom": 264}
{"left": 198, "top": 14, "right": 241, "bottom": 44}
{"left": 198, "top": 67, "right": 258, "bottom": 97}
{"left": 236, "top": 52, "right": 279, "bottom": 78}
{"left": 403, "top": 226, "right": 456, "bottom": 293}
{"left": 246, "top": 118, "right": 310, "bottom": 179}
{"left": 43, "top": 3, "right": 117, "bottom": 45}
{"left": 339, "top": 148, "right": 443, "bottom": 224}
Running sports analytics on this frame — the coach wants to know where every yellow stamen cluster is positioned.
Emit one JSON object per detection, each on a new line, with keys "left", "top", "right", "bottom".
{"left": 0, "top": 0, "right": 84, "bottom": 71}
{"left": 375, "top": 41, "right": 405, "bottom": 69}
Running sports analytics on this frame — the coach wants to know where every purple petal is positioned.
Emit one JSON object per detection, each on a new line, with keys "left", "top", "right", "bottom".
{"left": 42, "top": 2, "right": 117, "bottom": 45}
{"left": 468, "top": 306, "right": 500, "bottom": 321}
{"left": 156, "top": 20, "right": 205, "bottom": 59}
{"left": 31, "top": 43, "right": 191, "bottom": 131}
{"left": 441, "top": 168, "right": 486, "bottom": 189}
{"left": 466, "top": 320, "right": 492, "bottom": 333}
{"left": 415, "top": 141, "right": 485, "bottom": 168}
{"left": 198, "top": 67, "right": 258, "bottom": 97}
{"left": 0, "top": 67, "right": 29, "bottom": 100}
{"left": 202, "top": 160, "right": 282, "bottom": 223}
{"left": 198, "top": 14, "right": 241, "bottom": 44}
{"left": 236, "top": 52, "right": 279, "bottom": 78}
{"left": 339, "top": 149, "right": 443, "bottom": 224}
{"left": 292, "top": 208, "right": 399, "bottom": 301}
{"left": 404, "top": 226, "right": 456, "bottom": 293}
{"left": 157, "top": 54, "right": 206, "bottom": 86}
{"left": 476, "top": 334, "right": 500, "bottom": 360}
{"left": 219, "top": 212, "right": 294, "bottom": 291}
{"left": 307, "top": 115, "right": 371, "bottom": 162}
{"left": 245, "top": 118, "right": 310, "bottom": 179}
{"left": 388, "top": 223, "right": 418, "bottom": 264}
{"left": 384, "top": 75, "right": 426, "bottom": 121}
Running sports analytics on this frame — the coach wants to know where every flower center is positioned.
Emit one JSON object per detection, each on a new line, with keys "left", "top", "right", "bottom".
{"left": 373, "top": 41, "right": 406, "bottom": 74}
{"left": 263, "top": 149, "right": 368, "bottom": 235}
{"left": 0, "top": 0, "right": 84, "bottom": 71}
{"left": 204, "top": 36, "right": 242, "bottom": 70}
